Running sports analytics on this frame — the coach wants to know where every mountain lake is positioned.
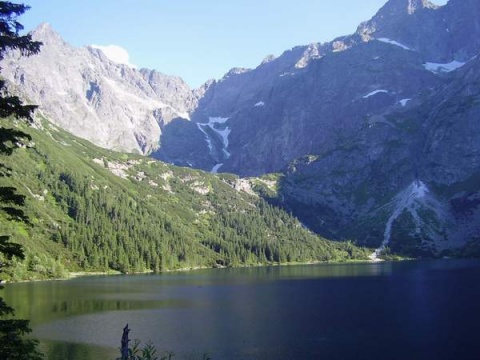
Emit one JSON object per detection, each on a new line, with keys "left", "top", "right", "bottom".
{"left": 3, "top": 259, "right": 480, "bottom": 360}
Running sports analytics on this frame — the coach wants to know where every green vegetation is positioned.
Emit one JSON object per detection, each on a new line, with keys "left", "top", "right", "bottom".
{"left": 0, "top": 116, "right": 369, "bottom": 281}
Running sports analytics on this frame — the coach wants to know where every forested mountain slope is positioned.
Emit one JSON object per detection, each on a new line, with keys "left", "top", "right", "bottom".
{"left": 0, "top": 116, "right": 366, "bottom": 281}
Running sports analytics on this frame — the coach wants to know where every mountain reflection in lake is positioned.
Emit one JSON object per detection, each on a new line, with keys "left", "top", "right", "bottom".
{"left": 4, "top": 260, "right": 480, "bottom": 360}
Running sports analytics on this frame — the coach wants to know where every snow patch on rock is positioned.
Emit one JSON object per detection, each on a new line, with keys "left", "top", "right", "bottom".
{"left": 211, "top": 163, "right": 224, "bottom": 173}
{"left": 370, "top": 180, "right": 447, "bottom": 261}
{"left": 423, "top": 60, "right": 466, "bottom": 74}
{"left": 399, "top": 98, "right": 412, "bottom": 106}
{"left": 377, "top": 38, "right": 412, "bottom": 50}
{"left": 197, "top": 117, "right": 232, "bottom": 173}
{"left": 363, "top": 89, "right": 388, "bottom": 98}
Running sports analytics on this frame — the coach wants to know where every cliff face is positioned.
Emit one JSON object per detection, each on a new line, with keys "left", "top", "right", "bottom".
{"left": 275, "top": 55, "right": 480, "bottom": 255}
{"left": 174, "top": 0, "right": 479, "bottom": 177}
{"left": 1, "top": 23, "right": 196, "bottom": 155}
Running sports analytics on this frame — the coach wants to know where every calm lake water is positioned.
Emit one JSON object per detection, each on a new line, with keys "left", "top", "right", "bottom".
{"left": 3, "top": 260, "right": 480, "bottom": 360}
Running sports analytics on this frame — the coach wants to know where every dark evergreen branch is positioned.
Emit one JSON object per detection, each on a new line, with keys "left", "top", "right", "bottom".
{"left": 0, "top": 96, "right": 38, "bottom": 122}
{"left": 0, "top": 126, "right": 32, "bottom": 155}
{"left": 0, "top": 186, "right": 26, "bottom": 205}
{"left": 0, "top": 235, "right": 24, "bottom": 260}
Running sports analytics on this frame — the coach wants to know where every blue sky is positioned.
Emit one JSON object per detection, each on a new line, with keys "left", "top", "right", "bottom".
{"left": 20, "top": 0, "right": 448, "bottom": 88}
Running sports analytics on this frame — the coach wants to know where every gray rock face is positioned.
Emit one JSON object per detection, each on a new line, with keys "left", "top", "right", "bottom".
{"left": 1, "top": 23, "right": 196, "bottom": 154}
{"left": 357, "top": 0, "right": 480, "bottom": 61}
{"left": 275, "top": 55, "right": 480, "bottom": 256}
{"left": 158, "top": 0, "right": 477, "bottom": 177}
{"left": 221, "top": 41, "right": 441, "bottom": 175}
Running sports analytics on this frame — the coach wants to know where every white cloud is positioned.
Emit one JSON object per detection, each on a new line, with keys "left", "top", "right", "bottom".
{"left": 90, "top": 44, "right": 136, "bottom": 68}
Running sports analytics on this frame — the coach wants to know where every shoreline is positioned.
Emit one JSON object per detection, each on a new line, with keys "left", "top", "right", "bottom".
{"left": 69, "top": 258, "right": 377, "bottom": 277}
{"left": 3, "top": 257, "right": 398, "bottom": 284}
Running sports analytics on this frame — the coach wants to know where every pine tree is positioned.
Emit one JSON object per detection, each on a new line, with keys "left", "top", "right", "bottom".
{"left": 0, "top": 1, "right": 43, "bottom": 359}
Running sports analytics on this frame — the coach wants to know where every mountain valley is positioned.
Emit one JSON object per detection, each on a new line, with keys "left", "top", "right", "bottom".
{"left": 2, "top": 0, "right": 480, "bottom": 264}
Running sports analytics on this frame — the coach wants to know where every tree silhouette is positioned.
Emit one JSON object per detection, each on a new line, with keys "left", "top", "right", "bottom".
{"left": 0, "top": 1, "right": 43, "bottom": 359}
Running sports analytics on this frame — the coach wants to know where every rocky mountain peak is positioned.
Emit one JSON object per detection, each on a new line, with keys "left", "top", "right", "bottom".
{"left": 261, "top": 54, "right": 277, "bottom": 65}
{"left": 408, "top": 0, "right": 439, "bottom": 14}
{"left": 378, "top": 0, "right": 438, "bottom": 17}
{"left": 356, "top": 0, "right": 440, "bottom": 40}
{"left": 295, "top": 43, "right": 322, "bottom": 69}
{"left": 227, "top": 67, "right": 251, "bottom": 75}
{"left": 2, "top": 24, "right": 198, "bottom": 155}
{"left": 30, "top": 22, "right": 65, "bottom": 46}
{"left": 221, "top": 67, "right": 251, "bottom": 81}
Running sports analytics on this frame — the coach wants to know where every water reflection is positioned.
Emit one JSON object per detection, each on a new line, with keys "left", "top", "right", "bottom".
{"left": 41, "top": 340, "right": 115, "bottom": 360}
{"left": 3, "top": 260, "right": 480, "bottom": 360}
